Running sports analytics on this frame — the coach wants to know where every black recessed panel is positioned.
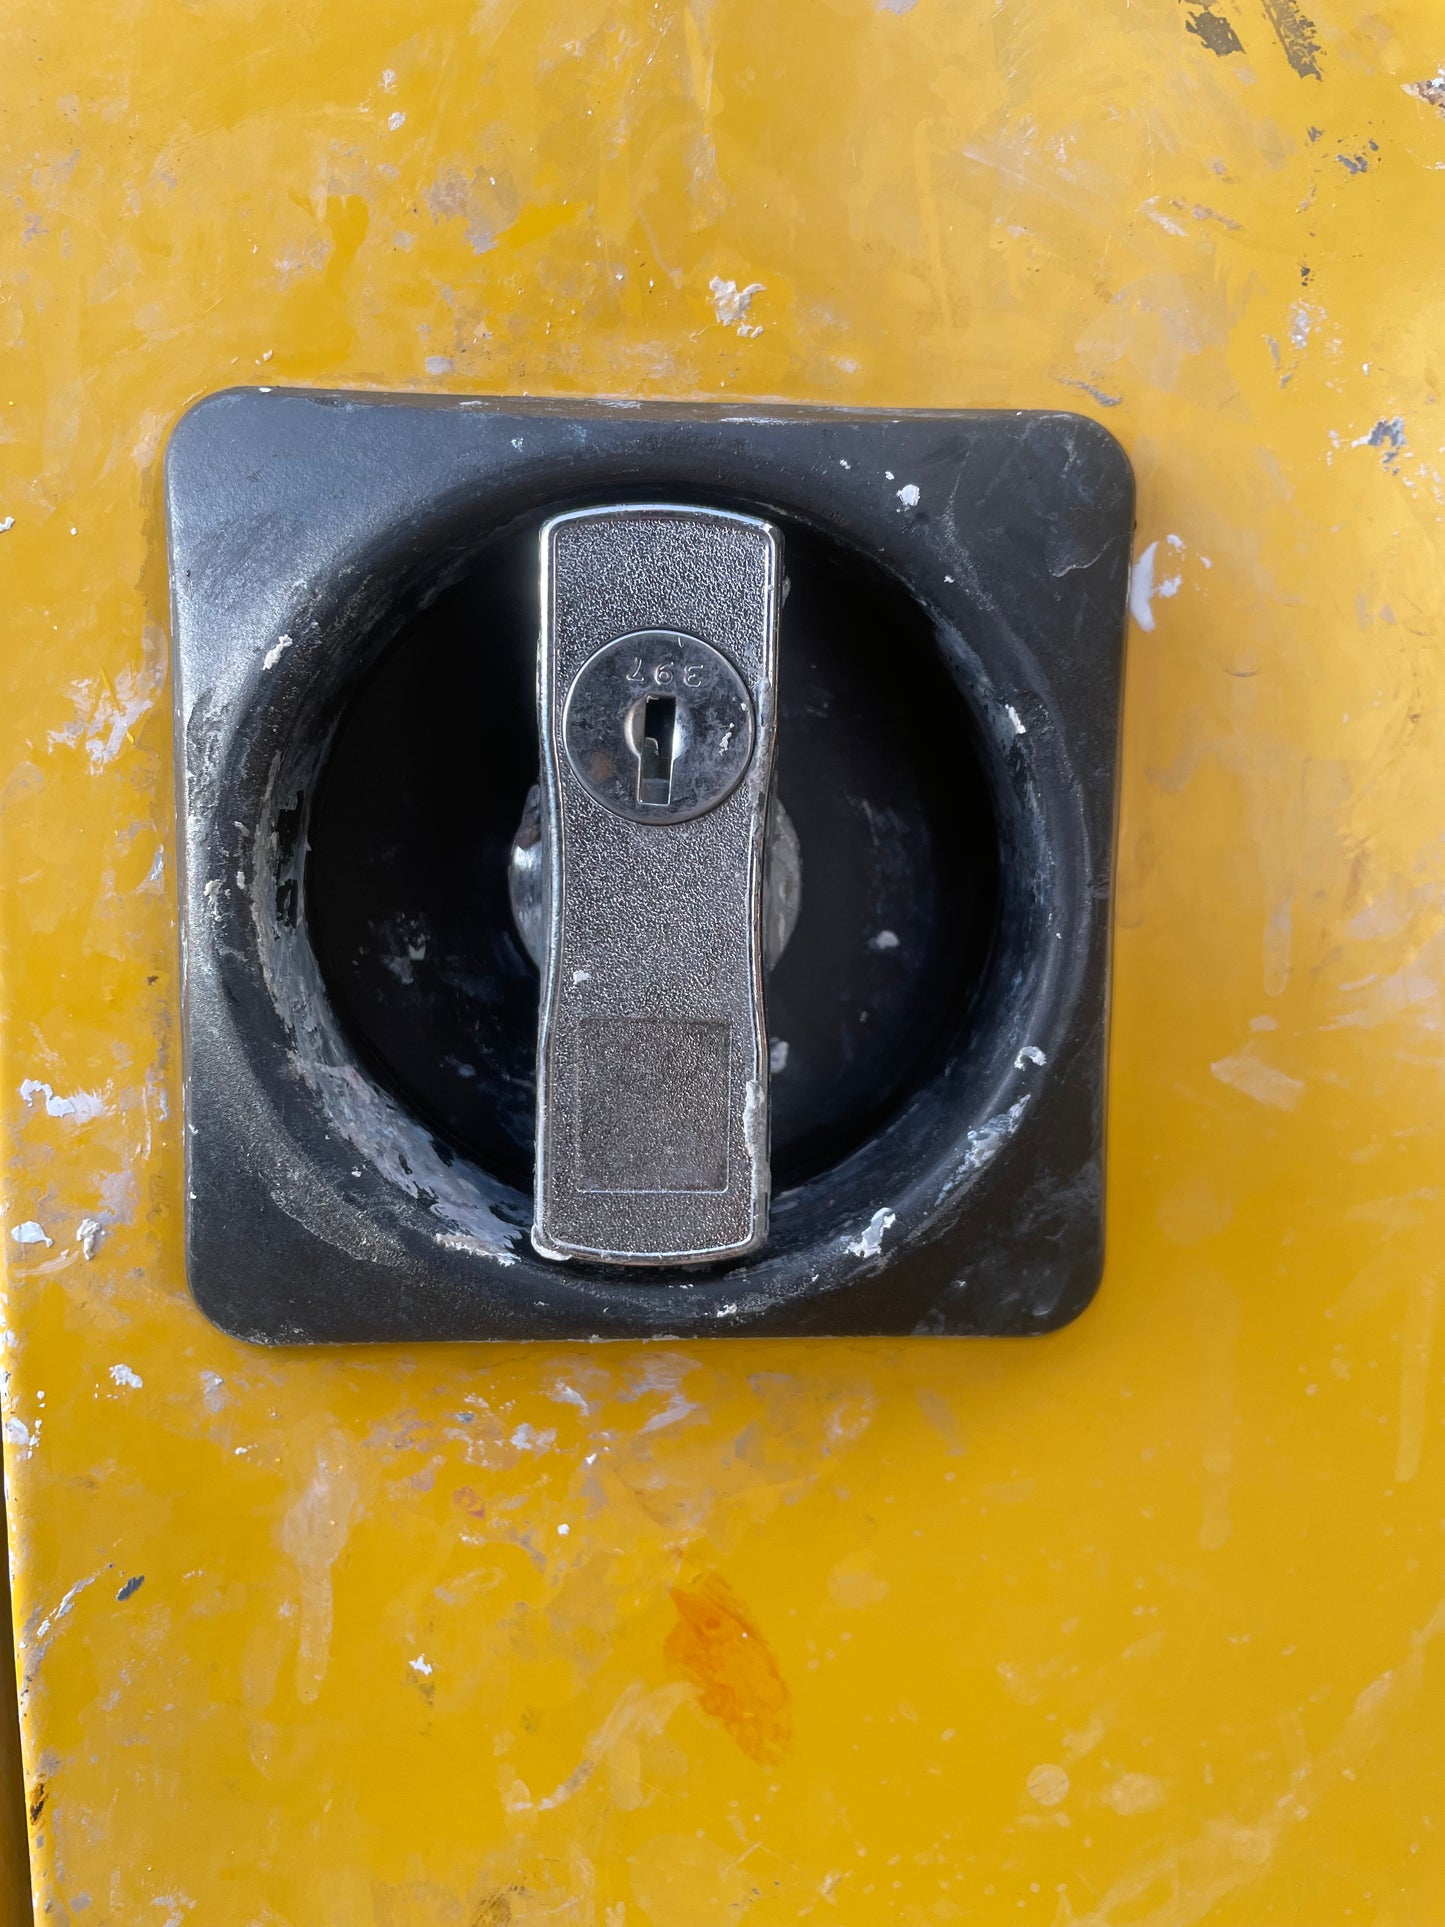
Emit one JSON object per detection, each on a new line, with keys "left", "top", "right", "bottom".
{"left": 166, "top": 392, "right": 1132, "bottom": 1343}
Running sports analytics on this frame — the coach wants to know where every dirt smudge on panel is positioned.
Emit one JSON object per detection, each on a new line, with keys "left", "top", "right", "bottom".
{"left": 1259, "top": 0, "right": 1322, "bottom": 78}
{"left": 471, "top": 1894, "right": 513, "bottom": 1927}
{"left": 664, "top": 1571, "right": 791, "bottom": 1764}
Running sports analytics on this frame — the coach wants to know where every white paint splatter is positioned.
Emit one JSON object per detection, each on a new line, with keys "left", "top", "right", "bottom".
{"left": 409, "top": 1653, "right": 433, "bottom": 1676}
{"left": 709, "top": 275, "right": 765, "bottom": 338}
{"left": 846, "top": 1207, "right": 897, "bottom": 1259}
{"left": 1005, "top": 704, "right": 1027, "bottom": 736}
{"left": 0, "top": 516, "right": 13, "bottom": 533}
{"left": 10, "top": 1222, "right": 51, "bottom": 1248}
{"left": 76, "top": 1219, "right": 103, "bottom": 1260}
{"left": 896, "top": 482, "right": 920, "bottom": 508}
{"left": 19, "top": 1078, "right": 108, "bottom": 1122}
{"left": 509, "top": 1423, "right": 557, "bottom": 1453}
{"left": 869, "top": 929, "right": 901, "bottom": 952}
{"left": 200, "top": 1370, "right": 227, "bottom": 1413}
{"left": 1129, "top": 537, "right": 1183, "bottom": 633}
{"left": 109, "top": 1363, "right": 143, "bottom": 1389}
{"left": 262, "top": 633, "right": 294, "bottom": 670}
{"left": 387, "top": 110, "right": 406, "bottom": 131}
{"left": 1014, "top": 1045, "right": 1047, "bottom": 1069}
{"left": 769, "top": 1037, "right": 790, "bottom": 1073}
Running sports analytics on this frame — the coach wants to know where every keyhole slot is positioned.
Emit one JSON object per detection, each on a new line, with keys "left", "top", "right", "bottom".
{"left": 636, "top": 694, "right": 677, "bottom": 806}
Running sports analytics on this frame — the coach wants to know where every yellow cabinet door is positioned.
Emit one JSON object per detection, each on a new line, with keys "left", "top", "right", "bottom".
{"left": 3, "top": 0, "right": 1444, "bottom": 1920}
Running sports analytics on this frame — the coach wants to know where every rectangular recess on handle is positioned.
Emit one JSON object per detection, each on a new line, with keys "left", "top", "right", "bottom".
{"left": 532, "top": 504, "right": 781, "bottom": 1265}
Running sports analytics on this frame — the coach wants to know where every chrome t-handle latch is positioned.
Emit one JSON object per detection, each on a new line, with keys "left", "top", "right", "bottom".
{"left": 530, "top": 504, "right": 782, "bottom": 1265}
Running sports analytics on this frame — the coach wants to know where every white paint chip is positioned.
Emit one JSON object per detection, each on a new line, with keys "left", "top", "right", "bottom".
{"left": 263, "top": 634, "right": 294, "bottom": 670}
{"left": 76, "top": 1219, "right": 103, "bottom": 1260}
{"left": 409, "top": 1653, "right": 433, "bottom": 1676}
{"left": 109, "top": 1363, "right": 143, "bottom": 1389}
{"left": 846, "top": 1207, "right": 897, "bottom": 1259}
{"left": 19, "top": 1079, "right": 107, "bottom": 1122}
{"left": 869, "top": 929, "right": 900, "bottom": 952}
{"left": 1014, "top": 1045, "right": 1047, "bottom": 1069}
{"left": 708, "top": 275, "right": 765, "bottom": 337}
{"left": 1129, "top": 540, "right": 1183, "bottom": 633}
{"left": 11, "top": 1222, "right": 51, "bottom": 1248}
{"left": 896, "top": 482, "right": 920, "bottom": 508}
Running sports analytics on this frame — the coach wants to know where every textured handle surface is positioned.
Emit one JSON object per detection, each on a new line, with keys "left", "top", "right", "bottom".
{"left": 531, "top": 504, "right": 782, "bottom": 1265}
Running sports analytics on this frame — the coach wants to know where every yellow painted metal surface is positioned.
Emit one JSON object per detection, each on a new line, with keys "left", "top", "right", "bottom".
{"left": 3, "top": 0, "right": 1445, "bottom": 1920}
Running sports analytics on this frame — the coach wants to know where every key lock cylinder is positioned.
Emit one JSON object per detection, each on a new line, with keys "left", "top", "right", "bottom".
{"left": 168, "top": 394, "right": 1133, "bottom": 1342}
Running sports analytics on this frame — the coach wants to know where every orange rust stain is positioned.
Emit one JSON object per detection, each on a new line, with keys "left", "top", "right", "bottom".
{"left": 664, "top": 1570, "right": 791, "bottom": 1766}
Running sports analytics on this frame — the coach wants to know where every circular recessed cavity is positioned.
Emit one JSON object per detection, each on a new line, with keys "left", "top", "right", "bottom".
{"left": 304, "top": 503, "right": 1004, "bottom": 1206}
{"left": 563, "top": 629, "right": 756, "bottom": 823}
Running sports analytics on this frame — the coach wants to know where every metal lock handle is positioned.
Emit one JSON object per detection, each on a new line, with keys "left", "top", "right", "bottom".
{"left": 531, "top": 504, "right": 782, "bottom": 1265}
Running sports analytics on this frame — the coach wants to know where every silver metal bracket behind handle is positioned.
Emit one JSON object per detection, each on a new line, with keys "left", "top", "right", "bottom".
{"left": 531, "top": 503, "right": 782, "bottom": 1266}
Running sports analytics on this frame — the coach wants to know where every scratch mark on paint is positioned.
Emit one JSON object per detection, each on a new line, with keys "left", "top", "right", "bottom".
{"left": 1258, "top": 0, "right": 1322, "bottom": 77}
{"left": 665, "top": 1572, "right": 791, "bottom": 1764}
{"left": 1072, "top": 1593, "right": 1445, "bottom": 1924}
{"left": 278, "top": 1430, "right": 358, "bottom": 1705}
{"left": 534, "top": 1680, "right": 693, "bottom": 1811}
{"left": 1396, "top": 1275, "right": 1437, "bottom": 1483}
{"left": 21, "top": 1571, "right": 102, "bottom": 1690}
{"left": 1056, "top": 374, "right": 1123, "bottom": 408}
{"left": 46, "top": 628, "right": 166, "bottom": 771}
{"left": 1210, "top": 1052, "right": 1304, "bottom": 1111}
{"left": 936, "top": 1098, "right": 1031, "bottom": 1204}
